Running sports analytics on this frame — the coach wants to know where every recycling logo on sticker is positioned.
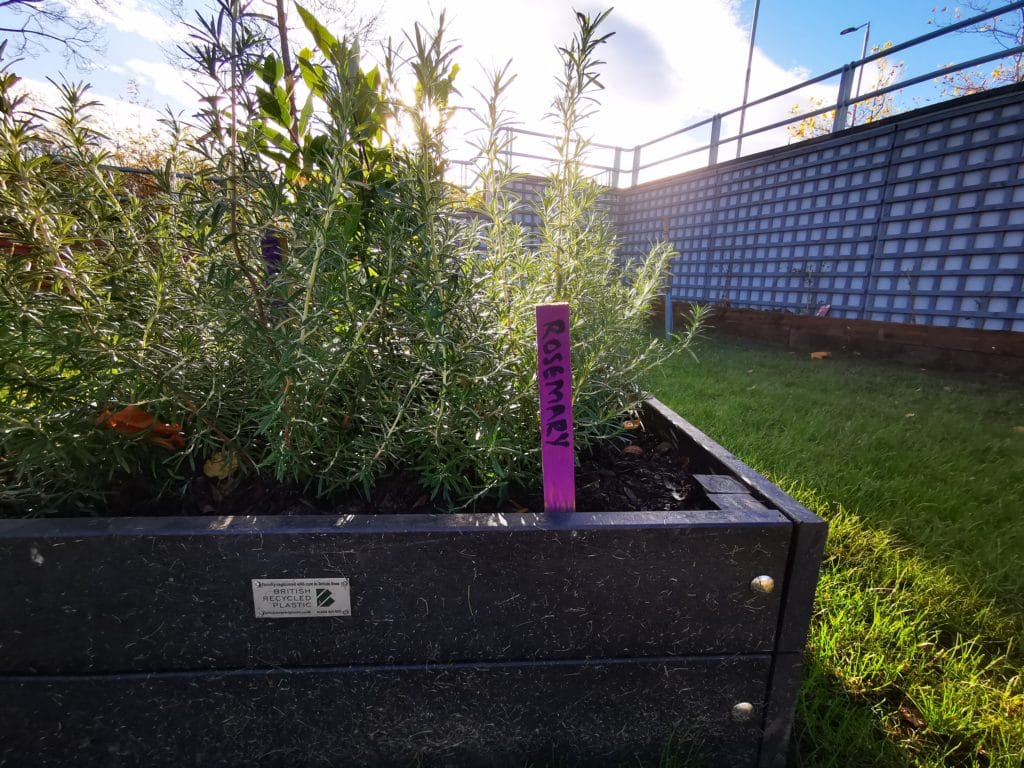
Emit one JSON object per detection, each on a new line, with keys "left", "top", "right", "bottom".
{"left": 251, "top": 578, "right": 351, "bottom": 618}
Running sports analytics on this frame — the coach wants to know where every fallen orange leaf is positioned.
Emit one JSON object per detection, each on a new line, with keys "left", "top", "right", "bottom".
{"left": 96, "top": 405, "right": 185, "bottom": 451}
{"left": 810, "top": 351, "right": 832, "bottom": 360}
{"left": 96, "top": 404, "right": 152, "bottom": 432}
{"left": 622, "top": 419, "right": 642, "bottom": 430}
{"left": 150, "top": 435, "right": 186, "bottom": 451}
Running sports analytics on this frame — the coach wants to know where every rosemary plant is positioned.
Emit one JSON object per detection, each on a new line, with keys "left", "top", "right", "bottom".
{"left": 0, "top": 7, "right": 699, "bottom": 516}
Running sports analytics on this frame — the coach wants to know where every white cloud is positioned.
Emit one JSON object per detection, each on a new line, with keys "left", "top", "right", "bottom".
{"left": 356, "top": 0, "right": 840, "bottom": 178}
{"left": 14, "top": 76, "right": 171, "bottom": 140}
{"left": 125, "top": 58, "right": 202, "bottom": 110}
{"left": 61, "top": 0, "right": 188, "bottom": 43}
{"left": 21, "top": 0, "right": 843, "bottom": 181}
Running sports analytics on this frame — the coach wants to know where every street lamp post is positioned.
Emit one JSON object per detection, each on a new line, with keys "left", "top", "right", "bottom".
{"left": 736, "top": 0, "right": 761, "bottom": 158}
{"left": 840, "top": 22, "right": 870, "bottom": 127}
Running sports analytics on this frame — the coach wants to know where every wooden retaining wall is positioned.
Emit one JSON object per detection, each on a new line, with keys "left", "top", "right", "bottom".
{"left": 661, "top": 300, "right": 1024, "bottom": 375}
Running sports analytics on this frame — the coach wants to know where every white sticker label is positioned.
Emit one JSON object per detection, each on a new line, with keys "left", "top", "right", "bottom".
{"left": 251, "top": 578, "right": 351, "bottom": 619}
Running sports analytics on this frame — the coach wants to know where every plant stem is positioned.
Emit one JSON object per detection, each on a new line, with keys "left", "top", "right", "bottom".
{"left": 273, "top": 0, "right": 301, "bottom": 151}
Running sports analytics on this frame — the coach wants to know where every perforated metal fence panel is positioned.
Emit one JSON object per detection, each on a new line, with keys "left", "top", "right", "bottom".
{"left": 502, "top": 176, "right": 624, "bottom": 253}
{"left": 505, "top": 178, "right": 546, "bottom": 246}
{"left": 612, "top": 85, "right": 1024, "bottom": 332}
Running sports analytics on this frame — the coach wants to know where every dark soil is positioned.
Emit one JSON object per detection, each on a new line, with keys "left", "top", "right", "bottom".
{"left": 101, "top": 428, "right": 705, "bottom": 518}
{"left": 510, "top": 429, "right": 703, "bottom": 514}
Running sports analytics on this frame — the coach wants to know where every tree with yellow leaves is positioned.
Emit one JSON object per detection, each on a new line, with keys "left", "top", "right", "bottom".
{"left": 786, "top": 43, "right": 905, "bottom": 140}
{"left": 929, "top": 2, "right": 1024, "bottom": 96}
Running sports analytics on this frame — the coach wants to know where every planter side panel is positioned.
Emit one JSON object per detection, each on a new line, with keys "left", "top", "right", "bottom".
{"left": 1, "top": 656, "right": 771, "bottom": 768}
{"left": 1, "top": 514, "right": 790, "bottom": 674}
{"left": 644, "top": 399, "right": 828, "bottom": 653}
{"left": 758, "top": 652, "right": 807, "bottom": 768}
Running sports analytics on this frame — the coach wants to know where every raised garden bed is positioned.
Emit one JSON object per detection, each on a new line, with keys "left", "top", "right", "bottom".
{"left": 0, "top": 399, "right": 825, "bottom": 767}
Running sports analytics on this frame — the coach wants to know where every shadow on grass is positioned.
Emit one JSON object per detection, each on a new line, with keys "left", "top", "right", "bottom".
{"left": 790, "top": 655, "right": 915, "bottom": 768}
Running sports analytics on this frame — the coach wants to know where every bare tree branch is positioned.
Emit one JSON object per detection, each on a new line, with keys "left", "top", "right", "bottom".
{"left": 930, "top": 1, "right": 1024, "bottom": 95}
{"left": 0, "top": 0, "right": 106, "bottom": 67}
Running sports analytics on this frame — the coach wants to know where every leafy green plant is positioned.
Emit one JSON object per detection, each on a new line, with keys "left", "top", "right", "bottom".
{"left": 0, "top": 6, "right": 695, "bottom": 516}
{"left": 0, "top": 58, "right": 205, "bottom": 512}
{"left": 466, "top": 9, "right": 688, "bottom": 481}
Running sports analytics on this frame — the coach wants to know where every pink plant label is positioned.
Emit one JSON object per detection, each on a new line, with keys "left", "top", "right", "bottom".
{"left": 536, "top": 303, "right": 576, "bottom": 513}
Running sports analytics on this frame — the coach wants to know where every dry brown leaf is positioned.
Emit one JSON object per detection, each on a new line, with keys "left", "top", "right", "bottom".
{"left": 898, "top": 699, "right": 927, "bottom": 729}
{"left": 810, "top": 351, "right": 832, "bottom": 360}
{"left": 1013, "top": 426, "right": 1024, "bottom": 434}
{"left": 622, "top": 419, "right": 642, "bottom": 430}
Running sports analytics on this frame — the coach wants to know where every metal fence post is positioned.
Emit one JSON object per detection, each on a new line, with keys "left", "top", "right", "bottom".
{"left": 631, "top": 146, "right": 641, "bottom": 187}
{"left": 833, "top": 65, "right": 856, "bottom": 132}
{"left": 709, "top": 114, "right": 723, "bottom": 165}
{"left": 612, "top": 147, "right": 622, "bottom": 188}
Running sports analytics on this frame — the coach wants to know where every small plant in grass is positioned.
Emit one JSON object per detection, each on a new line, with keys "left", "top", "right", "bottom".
{"left": 0, "top": 6, "right": 696, "bottom": 516}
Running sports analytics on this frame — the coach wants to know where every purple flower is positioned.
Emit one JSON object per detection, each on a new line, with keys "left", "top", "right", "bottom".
{"left": 261, "top": 229, "right": 284, "bottom": 278}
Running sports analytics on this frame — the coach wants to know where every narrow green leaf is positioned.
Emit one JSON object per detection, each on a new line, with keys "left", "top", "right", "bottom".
{"left": 298, "top": 95, "right": 314, "bottom": 136}
{"left": 256, "top": 87, "right": 288, "bottom": 127}
{"left": 295, "top": 4, "right": 338, "bottom": 56}
{"left": 260, "top": 53, "right": 284, "bottom": 87}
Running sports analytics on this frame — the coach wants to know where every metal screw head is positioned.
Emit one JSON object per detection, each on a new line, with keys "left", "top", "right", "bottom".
{"left": 750, "top": 575, "right": 775, "bottom": 594}
{"left": 732, "top": 702, "right": 755, "bottom": 722}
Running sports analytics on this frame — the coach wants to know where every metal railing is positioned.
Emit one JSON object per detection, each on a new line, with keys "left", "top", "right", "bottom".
{"left": 476, "top": 1, "right": 1024, "bottom": 188}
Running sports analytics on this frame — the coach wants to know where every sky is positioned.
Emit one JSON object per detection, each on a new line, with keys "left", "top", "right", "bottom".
{"left": 0, "top": 0, "right": 1012, "bottom": 180}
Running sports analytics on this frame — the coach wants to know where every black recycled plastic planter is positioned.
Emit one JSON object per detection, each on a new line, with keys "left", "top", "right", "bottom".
{"left": 0, "top": 399, "right": 826, "bottom": 768}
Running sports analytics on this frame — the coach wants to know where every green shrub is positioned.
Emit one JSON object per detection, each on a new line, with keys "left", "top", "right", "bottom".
{"left": 0, "top": 7, "right": 695, "bottom": 515}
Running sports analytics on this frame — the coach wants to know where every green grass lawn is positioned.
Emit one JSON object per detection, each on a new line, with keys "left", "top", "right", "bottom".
{"left": 648, "top": 334, "right": 1024, "bottom": 768}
